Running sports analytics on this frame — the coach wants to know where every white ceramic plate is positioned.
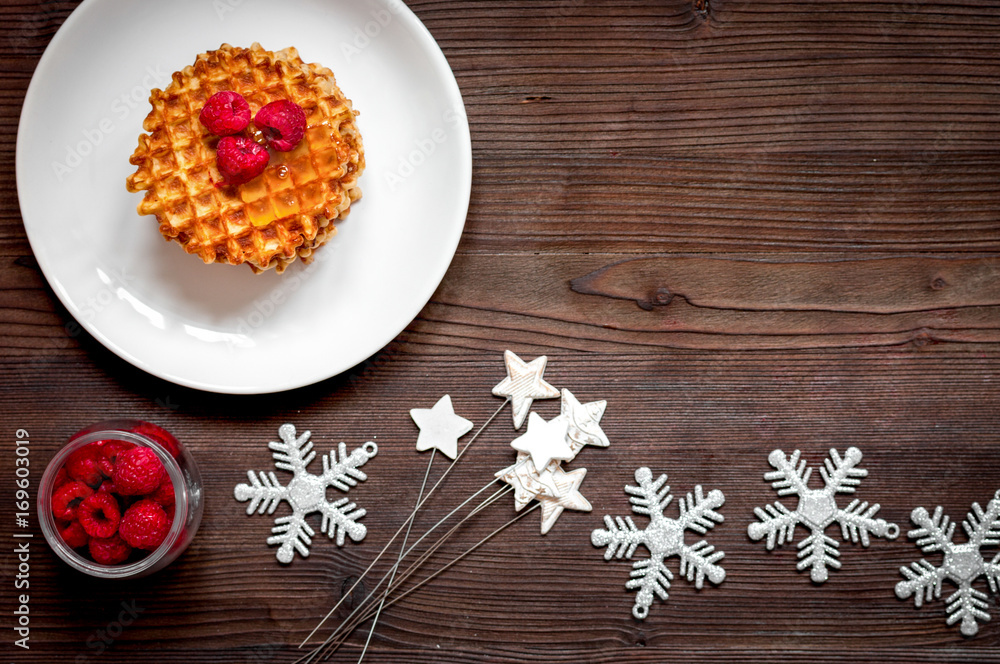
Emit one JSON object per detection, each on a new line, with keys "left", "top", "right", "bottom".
{"left": 17, "top": 0, "right": 471, "bottom": 394}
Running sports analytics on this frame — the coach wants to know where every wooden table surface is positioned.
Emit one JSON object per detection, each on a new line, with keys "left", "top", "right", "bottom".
{"left": 3, "top": 1, "right": 1000, "bottom": 662}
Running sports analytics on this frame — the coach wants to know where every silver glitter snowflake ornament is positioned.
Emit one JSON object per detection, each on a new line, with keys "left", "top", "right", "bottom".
{"left": 234, "top": 424, "right": 378, "bottom": 563}
{"left": 592, "top": 467, "right": 726, "bottom": 619}
{"left": 895, "top": 491, "right": 1000, "bottom": 636}
{"left": 748, "top": 447, "right": 899, "bottom": 582}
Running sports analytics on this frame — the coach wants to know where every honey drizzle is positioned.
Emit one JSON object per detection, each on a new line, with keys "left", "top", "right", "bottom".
{"left": 241, "top": 118, "right": 341, "bottom": 228}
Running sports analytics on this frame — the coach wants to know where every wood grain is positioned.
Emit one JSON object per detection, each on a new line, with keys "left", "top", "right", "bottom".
{"left": 2, "top": 0, "right": 1000, "bottom": 663}
{"left": 571, "top": 255, "right": 1000, "bottom": 313}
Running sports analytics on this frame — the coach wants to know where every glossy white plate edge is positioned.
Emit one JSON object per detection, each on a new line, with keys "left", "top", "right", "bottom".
{"left": 16, "top": 0, "right": 472, "bottom": 394}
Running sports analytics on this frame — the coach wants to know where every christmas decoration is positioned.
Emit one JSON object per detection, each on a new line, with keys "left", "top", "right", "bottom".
{"left": 592, "top": 467, "right": 726, "bottom": 619}
{"left": 896, "top": 491, "right": 1000, "bottom": 636}
{"left": 410, "top": 394, "right": 473, "bottom": 460}
{"left": 747, "top": 447, "right": 898, "bottom": 582}
{"left": 491, "top": 350, "right": 559, "bottom": 429}
{"left": 537, "top": 465, "right": 591, "bottom": 537}
{"left": 495, "top": 388, "right": 607, "bottom": 534}
{"left": 561, "top": 388, "right": 609, "bottom": 451}
{"left": 495, "top": 451, "right": 562, "bottom": 510}
{"left": 509, "top": 412, "right": 574, "bottom": 470}
{"left": 234, "top": 423, "right": 378, "bottom": 563}
{"left": 301, "top": 354, "right": 610, "bottom": 662}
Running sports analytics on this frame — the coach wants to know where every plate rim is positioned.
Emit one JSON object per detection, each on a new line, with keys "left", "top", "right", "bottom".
{"left": 15, "top": 0, "right": 472, "bottom": 394}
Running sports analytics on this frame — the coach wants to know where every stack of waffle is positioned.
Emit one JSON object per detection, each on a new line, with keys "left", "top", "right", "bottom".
{"left": 126, "top": 43, "right": 364, "bottom": 273}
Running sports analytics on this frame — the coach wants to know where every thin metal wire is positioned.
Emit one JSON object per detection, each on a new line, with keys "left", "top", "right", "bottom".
{"left": 313, "top": 493, "right": 534, "bottom": 663}
{"left": 325, "top": 480, "right": 510, "bottom": 651}
{"left": 300, "top": 485, "right": 514, "bottom": 664}
{"left": 314, "top": 452, "right": 546, "bottom": 656}
{"left": 355, "top": 449, "right": 436, "bottom": 663}
{"left": 299, "top": 398, "right": 509, "bottom": 648}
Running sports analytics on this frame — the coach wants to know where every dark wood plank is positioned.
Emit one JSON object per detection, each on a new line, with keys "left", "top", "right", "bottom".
{"left": 3, "top": 349, "right": 1000, "bottom": 663}
{"left": 459, "top": 153, "right": 1000, "bottom": 253}
{"left": 2, "top": 0, "right": 1000, "bottom": 662}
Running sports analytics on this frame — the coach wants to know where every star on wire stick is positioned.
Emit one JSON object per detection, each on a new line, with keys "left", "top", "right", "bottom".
{"left": 410, "top": 395, "right": 473, "bottom": 460}
{"left": 510, "top": 412, "right": 574, "bottom": 470}
{"left": 492, "top": 350, "right": 560, "bottom": 429}
{"left": 538, "top": 466, "right": 591, "bottom": 535}
{"left": 496, "top": 452, "right": 561, "bottom": 510}
{"left": 299, "top": 352, "right": 612, "bottom": 664}
{"left": 561, "top": 389, "right": 609, "bottom": 453}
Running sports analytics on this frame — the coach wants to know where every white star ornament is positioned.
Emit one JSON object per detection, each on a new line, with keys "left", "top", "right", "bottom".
{"left": 491, "top": 350, "right": 560, "bottom": 429}
{"left": 410, "top": 395, "right": 473, "bottom": 460}
{"left": 509, "top": 412, "right": 574, "bottom": 470}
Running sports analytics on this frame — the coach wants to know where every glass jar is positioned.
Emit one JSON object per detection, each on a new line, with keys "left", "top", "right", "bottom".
{"left": 38, "top": 420, "right": 203, "bottom": 578}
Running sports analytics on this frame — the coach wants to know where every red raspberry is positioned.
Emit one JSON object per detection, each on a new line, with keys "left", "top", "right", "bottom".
{"left": 199, "top": 90, "right": 251, "bottom": 136}
{"left": 113, "top": 447, "right": 165, "bottom": 496}
{"left": 216, "top": 135, "right": 270, "bottom": 185}
{"left": 119, "top": 499, "right": 170, "bottom": 551}
{"left": 65, "top": 444, "right": 106, "bottom": 487}
{"left": 53, "top": 467, "right": 69, "bottom": 488}
{"left": 97, "top": 479, "right": 115, "bottom": 494}
{"left": 96, "top": 439, "right": 137, "bottom": 477}
{"left": 130, "top": 422, "right": 182, "bottom": 459}
{"left": 77, "top": 492, "right": 121, "bottom": 539}
{"left": 59, "top": 520, "right": 89, "bottom": 549}
{"left": 148, "top": 475, "right": 175, "bottom": 508}
{"left": 89, "top": 533, "right": 132, "bottom": 565}
{"left": 254, "top": 100, "right": 306, "bottom": 152}
{"left": 52, "top": 480, "right": 94, "bottom": 521}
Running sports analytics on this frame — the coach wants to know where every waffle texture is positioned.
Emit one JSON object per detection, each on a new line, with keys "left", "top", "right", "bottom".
{"left": 126, "top": 43, "right": 364, "bottom": 273}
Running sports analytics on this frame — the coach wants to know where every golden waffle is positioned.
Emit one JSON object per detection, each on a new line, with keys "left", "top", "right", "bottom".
{"left": 126, "top": 43, "right": 364, "bottom": 273}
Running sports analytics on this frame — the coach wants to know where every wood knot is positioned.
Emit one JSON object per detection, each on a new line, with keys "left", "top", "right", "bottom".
{"left": 341, "top": 576, "right": 366, "bottom": 609}
{"left": 653, "top": 287, "right": 674, "bottom": 306}
{"left": 14, "top": 255, "right": 39, "bottom": 270}
{"left": 910, "top": 330, "right": 936, "bottom": 348}
{"left": 693, "top": 0, "right": 709, "bottom": 16}
{"left": 636, "top": 287, "right": 674, "bottom": 311}
{"left": 931, "top": 277, "right": 947, "bottom": 290}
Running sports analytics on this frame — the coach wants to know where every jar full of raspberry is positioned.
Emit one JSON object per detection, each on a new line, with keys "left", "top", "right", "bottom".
{"left": 38, "top": 420, "right": 203, "bottom": 578}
